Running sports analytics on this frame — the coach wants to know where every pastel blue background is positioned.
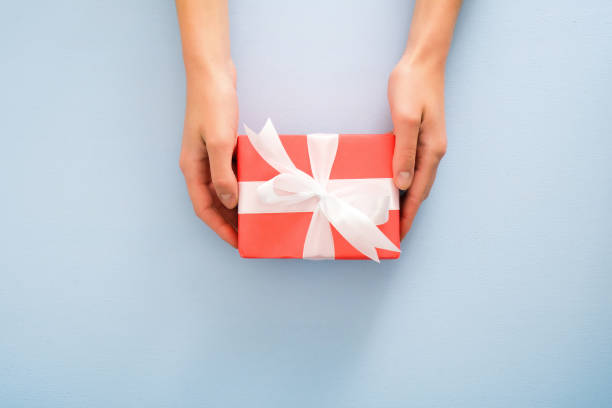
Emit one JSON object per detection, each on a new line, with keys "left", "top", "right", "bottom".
{"left": 1, "top": 0, "right": 611, "bottom": 407}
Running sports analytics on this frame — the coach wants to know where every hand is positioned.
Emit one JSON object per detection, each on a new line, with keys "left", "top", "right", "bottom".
{"left": 388, "top": 57, "right": 448, "bottom": 240}
{"left": 179, "top": 63, "right": 239, "bottom": 247}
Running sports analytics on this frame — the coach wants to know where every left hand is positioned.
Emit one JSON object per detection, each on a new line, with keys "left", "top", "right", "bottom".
{"left": 179, "top": 62, "right": 239, "bottom": 247}
{"left": 388, "top": 56, "right": 448, "bottom": 239}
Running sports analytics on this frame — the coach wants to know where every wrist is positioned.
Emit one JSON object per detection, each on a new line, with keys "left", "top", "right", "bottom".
{"left": 401, "top": 36, "right": 449, "bottom": 72}
{"left": 395, "top": 50, "right": 446, "bottom": 81}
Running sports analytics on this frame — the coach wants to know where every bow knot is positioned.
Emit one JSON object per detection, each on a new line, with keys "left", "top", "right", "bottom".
{"left": 315, "top": 190, "right": 330, "bottom": 201}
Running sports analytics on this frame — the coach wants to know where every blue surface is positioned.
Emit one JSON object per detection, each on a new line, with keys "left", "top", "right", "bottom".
{"left": 1, "top": 0, "right": 611, "bottom": 407}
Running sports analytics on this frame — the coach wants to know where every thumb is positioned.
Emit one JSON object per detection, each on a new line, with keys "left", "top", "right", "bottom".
{"left": 207, "top": 138, "right": 238, "bottom": 209}
{"left": 392, "top": 115, "right": 420, "bottom": 190}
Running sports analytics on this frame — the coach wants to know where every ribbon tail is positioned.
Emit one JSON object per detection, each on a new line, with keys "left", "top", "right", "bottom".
{"left": 321, "top": 196, "right": 400, "bottom": 263}
{"left": 302, "top": 205, "right": 335, "bottom": 260}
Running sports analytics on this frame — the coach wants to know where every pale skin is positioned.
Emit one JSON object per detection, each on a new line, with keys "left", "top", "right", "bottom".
{"left": 176, "top": 0, "right": 462, "bottom": 248}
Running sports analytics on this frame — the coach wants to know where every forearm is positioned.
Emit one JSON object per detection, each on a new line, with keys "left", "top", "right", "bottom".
{"left": 175, "top": 0, "right": 232, "bottom": 80}
{"left": 403, "top": 0, "right": 462, "bottom": 69}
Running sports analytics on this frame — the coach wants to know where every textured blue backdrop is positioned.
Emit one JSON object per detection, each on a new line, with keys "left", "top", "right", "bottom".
{"left": 1, "top": 0, "right": 611, "bottom": 407}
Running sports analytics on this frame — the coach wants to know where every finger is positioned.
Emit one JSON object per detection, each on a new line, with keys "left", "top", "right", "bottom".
{"left": 399, "top": 172, "right": 427, "bottom": 240}
{"left": 422, "top": 165, "right": 439, "bottom": 201}
{"left": 399, "top": 146, "right": 442, "bottom": 240}
{"left": 206, "top": 137, "right": 238, "bottom": 209}
{"left": 392, "top": 113, "right": 420, "bottom": 190}
{"left": 182, "top": 159, "right": 238, "bottom": 248}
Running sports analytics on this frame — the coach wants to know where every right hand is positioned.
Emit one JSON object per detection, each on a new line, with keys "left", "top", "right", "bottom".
{"left": 179, "top": 62, "right": 239, "bottom": 247}
{"left": 388, "top": 56, "right": 448, "bottom": 240}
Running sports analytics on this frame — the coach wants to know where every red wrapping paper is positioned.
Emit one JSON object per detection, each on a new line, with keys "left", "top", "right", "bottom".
{"left": 237, "top": 132, "right": 400, "bottom": 260}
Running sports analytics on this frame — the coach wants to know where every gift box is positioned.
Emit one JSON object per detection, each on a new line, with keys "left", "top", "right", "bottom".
{"left": 237, "top": 119, "right": 401, "bottom": 261}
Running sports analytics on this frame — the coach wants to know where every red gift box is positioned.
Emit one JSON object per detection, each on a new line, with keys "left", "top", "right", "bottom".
{"left": 237, "top": 120, "right": 400, "bottom": 261}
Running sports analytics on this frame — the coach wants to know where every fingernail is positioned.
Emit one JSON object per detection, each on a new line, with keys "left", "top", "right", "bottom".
{"left": 397, "top": 171, "right": 412, "bottom": 190}
{"left": 219, "top": 193, "right": 234, "bottom": 207}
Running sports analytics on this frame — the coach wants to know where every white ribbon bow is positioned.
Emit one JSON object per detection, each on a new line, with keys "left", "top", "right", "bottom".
{"left": 240, "top": 119, "right": 400, "bottom": 262}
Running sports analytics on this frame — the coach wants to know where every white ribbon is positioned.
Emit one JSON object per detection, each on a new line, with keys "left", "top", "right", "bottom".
{"left": 239, "top": 119, "right": 400, "bottom": 262}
